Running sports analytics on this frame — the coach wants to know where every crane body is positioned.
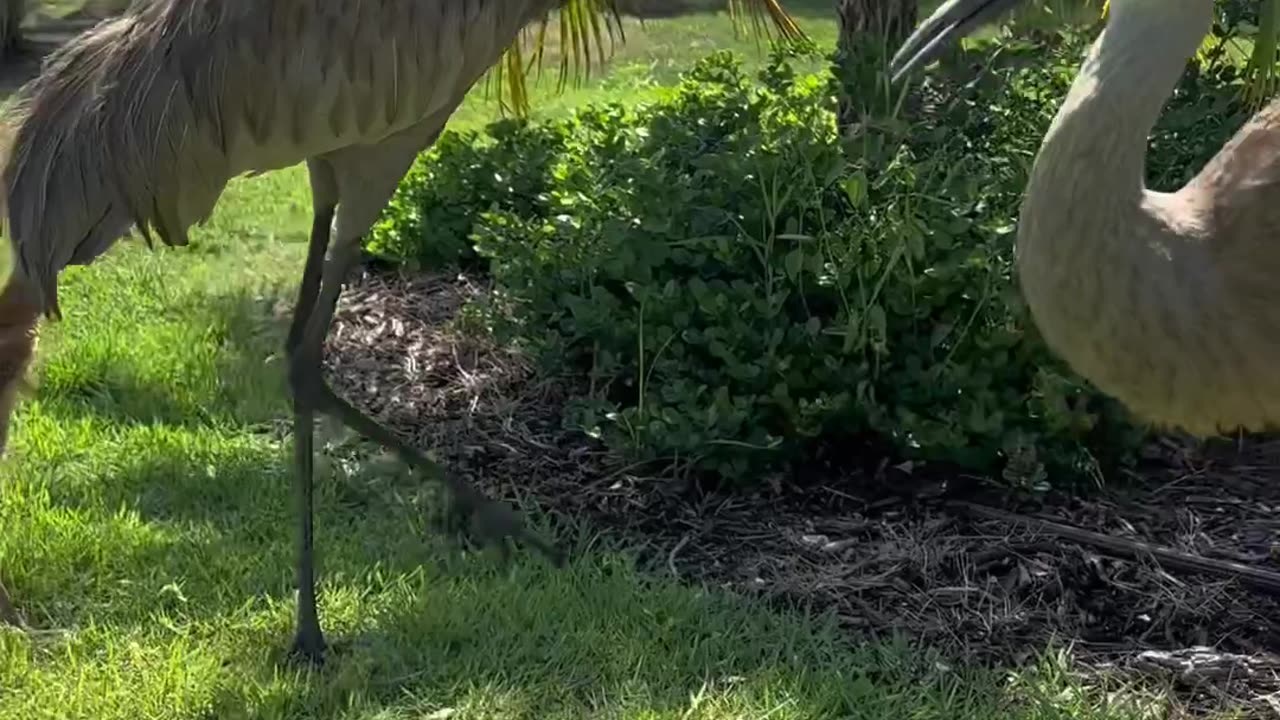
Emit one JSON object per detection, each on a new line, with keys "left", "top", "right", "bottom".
{"left": 891, "top": 0, "right": 1280, "bottom": 438}
{"left": 6, "top": 0, "right": 558, "bottom": 309}
{"left": 0, "top": 0, "right": 571, "bottom": 663}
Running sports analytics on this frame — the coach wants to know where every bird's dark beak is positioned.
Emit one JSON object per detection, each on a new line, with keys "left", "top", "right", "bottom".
{"left": 889, "top": 0, "right": 1028, "bottom": 83}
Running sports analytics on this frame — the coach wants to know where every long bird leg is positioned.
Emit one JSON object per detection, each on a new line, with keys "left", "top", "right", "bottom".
{"left": 0, "top": 283, "right": 39, "bottom": 630}
{"left": 283, "top": 159, "right": 340, "bottom": 665}
{"left": 287, "top": 161, "right": 339, "bottom": 354}
{"left": 292, "top": 159, "right": 563, "bottom": 562}
{"left": 283, "top": 134, "right": 562, "bottom": 666}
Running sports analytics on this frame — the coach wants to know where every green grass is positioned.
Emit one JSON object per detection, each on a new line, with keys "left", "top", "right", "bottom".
{"left": 0, "top": 5, "right": 1214, "bottom": 720}
{"left": 446, "top": 0, "right": 840, "bottom": 127}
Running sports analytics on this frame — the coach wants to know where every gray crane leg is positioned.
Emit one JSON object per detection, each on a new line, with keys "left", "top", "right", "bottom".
{"left": 286, "top": 228, "right": 562, "bottom": 573}
{"left": 287, "top": 163, "right": 338, "bottom": 354}
{"left": 282, "top": 160, "right": 338, "bottom": 666}
{"left": 305, "top": 385, "right": 563, "bottom": 564}
{"left": 280, "top": 132, "right": 564, "bottom": 665}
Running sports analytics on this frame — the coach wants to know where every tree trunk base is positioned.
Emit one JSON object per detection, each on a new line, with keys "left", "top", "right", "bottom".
{"left": 833, "top": 0, "right": 919, "bottom": 132}
{"left": 0, "top": 0, "right": 24, "bottom": 65}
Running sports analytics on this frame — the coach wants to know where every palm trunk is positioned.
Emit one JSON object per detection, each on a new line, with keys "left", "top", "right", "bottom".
{"left": 0, "top": 0, "right": 23, "bottom": 63}
{"left": 837, "top": 0, "right": 917, "bottom": 45}
{"left": 833, "top": 0, "right": 918, "bottom": 133}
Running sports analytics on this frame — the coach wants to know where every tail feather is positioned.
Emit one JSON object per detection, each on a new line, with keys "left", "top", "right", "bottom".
{"left": 1, "top": 11, "right": 235, "bottom": 321}
{"left": 2, "top": 18, "right": 137, "bottom": 320}
{"left": 0, "top": 11, "right": 233, "bottom": 453}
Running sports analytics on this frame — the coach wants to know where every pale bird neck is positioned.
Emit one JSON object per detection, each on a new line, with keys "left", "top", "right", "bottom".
{"left": 1030, "top": 3, "right": 1211, "bottom": 201}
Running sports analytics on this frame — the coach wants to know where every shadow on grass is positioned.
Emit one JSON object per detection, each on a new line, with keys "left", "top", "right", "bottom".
{"left": 31, "top": 287, "right": 292, "bottom": 431}
{"left": 201, "top": 561, "right": 984, "bottom": 719}
{"left": 2, "top": 432, "right": 1021, "bottom": 719}
{"left": 3, "top": 296, "right": 1057, "bottom": 718}
{"left": 3, "top": 420, "right": 1159, "bottom": 719}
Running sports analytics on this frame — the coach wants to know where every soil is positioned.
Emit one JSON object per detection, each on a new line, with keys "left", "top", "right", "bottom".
{"left": 322, "top": 267, "right": 1280, "bottom": 719}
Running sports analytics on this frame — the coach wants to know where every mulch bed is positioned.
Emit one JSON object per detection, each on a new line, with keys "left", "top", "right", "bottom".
{"left": 322, "top": 267, "right": 1280, "bottom": 718}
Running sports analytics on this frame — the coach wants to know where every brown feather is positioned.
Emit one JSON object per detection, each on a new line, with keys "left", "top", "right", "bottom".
{"left": 0, "top": 0, "right": 564, "bottom": 455}
{"left": 1, "top": 1, "right": 561, "bottom": 314}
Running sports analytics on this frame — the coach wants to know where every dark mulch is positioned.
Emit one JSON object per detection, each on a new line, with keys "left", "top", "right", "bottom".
{"left": 323, "top": 267, "right": 1280, "bottom": 719}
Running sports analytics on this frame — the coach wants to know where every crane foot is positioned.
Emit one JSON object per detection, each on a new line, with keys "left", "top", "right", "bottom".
{"left": 287, "top": 624, "right": 327, "bottom": 667}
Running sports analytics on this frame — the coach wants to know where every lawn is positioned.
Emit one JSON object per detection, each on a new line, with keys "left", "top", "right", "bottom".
{"left": 0, "top": 3, "right": 1239, "bottom": 720}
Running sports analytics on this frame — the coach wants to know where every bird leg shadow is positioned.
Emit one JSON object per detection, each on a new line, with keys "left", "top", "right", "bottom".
{"left": 0, "top": 578, "right": 23, "bottom": 628}
{"left": 305, "top": 383, "right": 564, "bottom": 566}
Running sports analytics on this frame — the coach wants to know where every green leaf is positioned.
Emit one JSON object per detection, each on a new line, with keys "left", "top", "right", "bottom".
{"left": 842, "top": 171, "right": 868, "bottom": 209}
{"left": 784, "top": 249, "right": 804, "bottom": 279}
{"left": 868, "top": 304, "right": 887, "bottom": 340}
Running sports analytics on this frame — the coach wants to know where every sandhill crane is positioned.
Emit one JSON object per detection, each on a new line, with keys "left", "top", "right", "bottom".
{"left": 0, "top": 0, "right": 802, "bottom": 663}
{"left": 889, "top": 0, "right": 1280, "bottom": 439}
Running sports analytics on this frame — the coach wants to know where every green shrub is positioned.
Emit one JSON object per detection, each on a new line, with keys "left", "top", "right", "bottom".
{"left": 367, "top": 119, "right": 570, "bottom": 270}
{"left": 368, "top": 34, "right": 1247, "bottom": 490}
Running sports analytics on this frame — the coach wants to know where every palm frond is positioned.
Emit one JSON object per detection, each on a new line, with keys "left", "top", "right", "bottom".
{"left": 1242, "top": 0, "right": 1280, "bottom": 110}
{"left": 484, "top": 0, "right": 805, "bottom": 118}
{"left": 1101, "top": 0, "right": 1280, "bottom": 110}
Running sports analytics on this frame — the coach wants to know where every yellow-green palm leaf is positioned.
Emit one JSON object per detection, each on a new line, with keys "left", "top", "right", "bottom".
{"left": 1241, "top": 0, "right": 1280, "bottom": 109}
{"left": 487, "top": 0, "right": 805, "bottom": 117}
{"left": 1102, "top": 0, "right": 1280, "bottom": 110}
